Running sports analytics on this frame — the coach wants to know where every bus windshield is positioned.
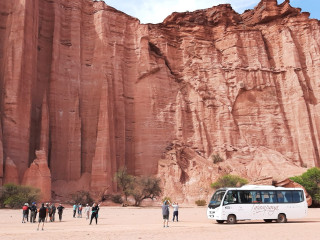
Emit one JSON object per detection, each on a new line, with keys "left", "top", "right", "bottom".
{"left": 208, "top": 190, "right": 226, "bottom": 209}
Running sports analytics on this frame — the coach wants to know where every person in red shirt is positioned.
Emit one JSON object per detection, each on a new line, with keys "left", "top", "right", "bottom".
{"left": 22, "top": 203, "right": 29, "bottom": 223}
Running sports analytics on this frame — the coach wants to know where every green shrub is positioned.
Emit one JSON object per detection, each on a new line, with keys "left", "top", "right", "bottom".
{"left": 0, "top": 183, "right": 41, "bottom": 208}
{"left": 114, "top": 167, "right": 134, "bottom": 201}
{"left": 195, "top": 199, "right": 207, "bottom": 206}
{"left": 212, "top": 154, "right": 224, "bottom": 164}
{"left": 290, "top": 167, "right": 320, "bottom": 206}
{"left": 71, "top": 191, "right": 94, "bottom": 205}
{"left": 211, "top": 174, "right": 248, "bottom": 189}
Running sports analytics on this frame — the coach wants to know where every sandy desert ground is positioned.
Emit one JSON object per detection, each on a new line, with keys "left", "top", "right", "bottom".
{"left": 0, "top": 206, "right": 319, "bottom": 240}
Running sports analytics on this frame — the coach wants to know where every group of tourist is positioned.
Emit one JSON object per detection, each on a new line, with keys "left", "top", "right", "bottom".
{"left": 22, "top": 202, "right": 101, "bottom": 230}
{"left": 162, "top": 200, "right": 179, "bottom": 228}
{"left": 22, "top": 202, "right": 65, "bottom": 230}
{"left": 22, "top": 200, "right": 179, "bottom": 230}
{"left": 72, "top": 202, "right": 100, "bottom": 223}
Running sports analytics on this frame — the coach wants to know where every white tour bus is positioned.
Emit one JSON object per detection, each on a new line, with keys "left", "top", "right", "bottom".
{"left": 207, "top": 185, "right": 308, "bottom": 224}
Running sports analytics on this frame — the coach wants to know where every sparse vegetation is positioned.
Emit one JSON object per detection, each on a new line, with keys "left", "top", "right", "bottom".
{"left": 212, "top": 154, "right": 224, "bottom": 164}
{"left": 114, "top": 168, "right": 162, "bottom": 206}
{"left": 290, "top": 167, "right": 320, "bottom": 207}
{"left": 114, "top": 167, "right": 134, "bottom": 201}
{"left": 0, "top": 183, "right": 41, "bottom": 208}
{"left": 130, "top": 176, "right": 162, "bottom": 206}
{"left": 211, "top": 174, "right": 248, "bottom": 189}
{"left": 162, "top": 196, "right": 172, "bottom": 203}
{"left": 195, "top": 199, "right": 207, "bottom": 206}
{"left": 111, "top": 194, "right": 123, "bottom": 204}
{"left": 71, "top": 190, "right": 94, "bottom": 205}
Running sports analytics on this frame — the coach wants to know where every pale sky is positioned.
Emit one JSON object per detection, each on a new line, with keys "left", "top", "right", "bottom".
{"left": 102, "top": 0, "right": 320, "bottom": 24}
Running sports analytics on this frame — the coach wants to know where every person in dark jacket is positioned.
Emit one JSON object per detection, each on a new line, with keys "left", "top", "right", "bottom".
{"left": 57, "top": 204, "right": 65, "bottom": 222}
{"left": 30, "top": 202, "right": 37, "bottom": 223}
{"left": 37, "top": 203, "right": 47, "bottom": 231}
{"left": 51, "top": 203, "right": 56, "bottom": 222}
{"left": 89, "top": 203, "right": 101, "bottom": 225}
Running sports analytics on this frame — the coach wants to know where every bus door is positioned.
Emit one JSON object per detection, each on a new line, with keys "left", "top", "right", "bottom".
{"left": 238, "top": 190, "right": 254, "bottom": 220}
{"left": 222, "top": 190, "right": 241, "bottom": 219}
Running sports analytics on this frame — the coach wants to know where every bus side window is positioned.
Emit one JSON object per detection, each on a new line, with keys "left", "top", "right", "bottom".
{"left": 239, "top": 191, "right": 251, "bottom": 203}
{"left": 277, "top": 191, "right": 284, "bottom": 203}
{"left": 284, "top": 191, "right": 293, "bottom": 203}
{"left": 292, "top": 191, "right": 302, "bottom": 203}
{"left": 270, "top": 191, "right": 277, "bottom": 203}
{"left": 261, "top": 191, "right": 270, "bottom": 203}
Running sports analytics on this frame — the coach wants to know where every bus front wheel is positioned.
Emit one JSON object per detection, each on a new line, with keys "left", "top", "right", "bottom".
{"left": 227, "top": 214, "right": 237, "bottom": 224}
{"left": 277, "top": 213, "right": 287, "bottom": 223}
{"left": 216, "top": 220, "right": 224, "bottom": 224}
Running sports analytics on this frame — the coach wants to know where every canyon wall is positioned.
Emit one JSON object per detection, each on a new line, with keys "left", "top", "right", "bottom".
{"left": 0, "top": 0, "right": 319, "bottom": 202}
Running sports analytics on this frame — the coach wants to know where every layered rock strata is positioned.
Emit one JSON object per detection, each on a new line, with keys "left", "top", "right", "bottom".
{"left": 0, "top": 0, "right": 319, "bottom": 201}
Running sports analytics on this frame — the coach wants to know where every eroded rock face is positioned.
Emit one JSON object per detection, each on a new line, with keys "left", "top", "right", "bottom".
{"left": 22, "top": 150, "right": 51, "bottom": 202}
{"left": 3, "top": 157, "right": 19, "bottom": 185}
{"left": 0, "top": 0, "right": 319, "bottom": 201}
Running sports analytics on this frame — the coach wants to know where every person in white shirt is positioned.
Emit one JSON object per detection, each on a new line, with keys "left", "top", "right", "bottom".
{"left": 84, "top": 204, "right": 90, "bottom": 220}
{"left": 172, "top": 202, "right": 179, "bottom": 222}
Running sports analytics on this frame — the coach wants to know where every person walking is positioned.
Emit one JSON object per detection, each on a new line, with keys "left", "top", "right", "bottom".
{"left": 37, "top": 203, "right": 47, "bottom": 231}
{"left": 48, "top": 204, "right": 53, "bottom": 222}
{"left": 162, "top": 200, "right": 170, "bottom": 228}
{"left": 78, "top": 203, "right": 82, "bottom": 218}
{"left": 51, "top": 203, "right": 56, "bottom": 222}
{"left": 84, "top": 204, "right": 90, "bottom": 220}
{"left": 22, "top": 203, "right": 29, "bottom": 223}
{"left": 72, "top": 204, "right": 77, "bottom": 218}
{"left": 89, "top": 203, "right": 100, "bottom": 225}
{"left": 45, "top": 203, "right": 49, "bottom": 222}
{"left": 57, "top": 204, "right": 65, "bottom": 222}
{"left": 30, "top": 202, "right": 37, "bottom": 223}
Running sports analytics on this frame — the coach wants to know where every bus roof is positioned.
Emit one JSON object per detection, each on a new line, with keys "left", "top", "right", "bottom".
{"left": 217, "top": 185, "right": 303, "bottom": 191}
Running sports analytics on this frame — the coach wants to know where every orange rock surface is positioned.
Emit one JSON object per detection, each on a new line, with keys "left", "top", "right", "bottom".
{"left": 0, "top": 0, "right": 319, "bottom": 201}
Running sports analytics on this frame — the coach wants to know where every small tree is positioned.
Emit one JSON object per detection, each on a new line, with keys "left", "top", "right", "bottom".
{"left": 211, "top": 174, "right": 248, "bottom": 189}
{"left": 71, "top": 191, "right": 94, "bottom": 205}
{"left": 290, "top": 167, "right": 320, "bottom": 206}
{"left": 130, "top": 176, "right": 162, "bottom": 206}
{"left": 0, "top": 183, "right": 41, "bottom": 208}
{"left": 114, "top": 167, "right": 134, "bottom": 201}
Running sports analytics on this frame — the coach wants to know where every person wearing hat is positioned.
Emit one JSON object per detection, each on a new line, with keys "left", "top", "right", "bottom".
{"left": 22, "top": 203, "right": 29, "bottom": 223}
{"left": 84, "top": 203, "right": 90, "bottom": 220}
{"left": 30, "top": 202, "right": 37, "bottom": 223}
{"left": 57, "top": 203, "right": 65, "bottom": 222}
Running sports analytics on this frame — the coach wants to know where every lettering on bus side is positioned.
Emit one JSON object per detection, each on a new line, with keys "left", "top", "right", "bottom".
{"left": 251, "top": 205, "right": 279, "bottom": 216}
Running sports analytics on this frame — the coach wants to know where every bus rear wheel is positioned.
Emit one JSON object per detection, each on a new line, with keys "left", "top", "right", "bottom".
{"left": 264, "top": 219, "right": 273, "bottom": 223}
{"left": 227, "top": 214, "right": 237, "bottom": 224}
{"left": 216, "top": 220, "right": 224, "bottom": 224}
{"left": 277, "top": 213, "right": 287, "bottom": 223}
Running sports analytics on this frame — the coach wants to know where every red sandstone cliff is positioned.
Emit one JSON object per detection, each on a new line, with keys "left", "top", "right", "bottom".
{"left": 0, "top": 0, "right": 319, "bottom": 202}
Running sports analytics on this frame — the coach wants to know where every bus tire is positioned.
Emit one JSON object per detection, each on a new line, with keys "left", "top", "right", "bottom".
{"left": 227, "top": 214, "right": 237, "bottom": 224}
{"left": 264, "top": 219, "right": 273, "bottom": 223}
{"left": 216, "top": 220, "right": 224, "bottom": 224}
{"left": 277, "top": 213, "right": 287, "bottom": 223}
